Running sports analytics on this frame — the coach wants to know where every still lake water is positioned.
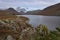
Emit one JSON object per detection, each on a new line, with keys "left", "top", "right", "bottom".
{"left": 18, "top": 15, "right": 60, "bottom": 30}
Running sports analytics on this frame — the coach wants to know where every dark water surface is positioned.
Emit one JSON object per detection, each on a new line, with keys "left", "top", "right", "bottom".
{"left": 18, "top": 15, "right": 60, "bottom": 30}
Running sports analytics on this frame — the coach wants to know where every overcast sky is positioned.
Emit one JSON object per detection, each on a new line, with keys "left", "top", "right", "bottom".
{"left": 0, "top": 0, "right": 60, "bottom": 11}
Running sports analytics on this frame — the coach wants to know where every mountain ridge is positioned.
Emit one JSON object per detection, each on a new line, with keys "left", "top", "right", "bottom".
{"left": 0, "top": 3, "right": 60, "bottom": 16}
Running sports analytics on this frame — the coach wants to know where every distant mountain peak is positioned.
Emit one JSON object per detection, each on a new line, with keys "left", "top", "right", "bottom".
{"left": 7, "top": 8, "right": 16, "bottom": 11}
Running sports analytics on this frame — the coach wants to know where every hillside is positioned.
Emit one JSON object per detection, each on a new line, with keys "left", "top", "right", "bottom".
{"left": 40, "top": 3, "right": 60, "bottom": 16}
{"left": 0, "top": 8, "right": 20, "bottom": 15}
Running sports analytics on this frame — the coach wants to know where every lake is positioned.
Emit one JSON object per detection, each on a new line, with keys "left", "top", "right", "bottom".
{"left": 18, "top": 15, "right": 60, "bottom": 30}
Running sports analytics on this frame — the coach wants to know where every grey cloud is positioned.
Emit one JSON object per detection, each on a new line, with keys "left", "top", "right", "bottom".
{"left": 0, "top": 0, "right": 60, "bottom": 10}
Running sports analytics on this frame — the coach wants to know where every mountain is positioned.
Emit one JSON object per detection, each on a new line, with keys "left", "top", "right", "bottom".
{"left": 25, "top": 3, "right": 60, "bottom": 16}
{"left": 21, "top": 3, "right": 60, "bottom": 16}
{"left": 0, "top": 8, "right": 20, "bottom": 15}
{"left": 26, "top": 10, "right": 42, "bottom": 15}
{"left": 0, "top": 3, "right": 60, "bottom": 16}
{"left": 41, "top": 3, "right": 60, "bottom": 16}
